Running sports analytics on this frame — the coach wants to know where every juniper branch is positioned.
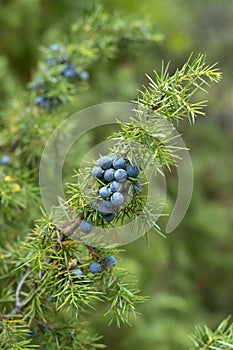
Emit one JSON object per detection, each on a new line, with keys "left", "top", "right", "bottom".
{"left": 0, "top": 52, "right": 221, "bottom": 348}
{"left": 137, "top": 53, "right": 221, "bottom": 124}
{"left": 190, "top": 317, "right": 233, "bottom": 350}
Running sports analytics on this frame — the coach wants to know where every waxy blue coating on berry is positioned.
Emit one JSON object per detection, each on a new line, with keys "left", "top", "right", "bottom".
{"left": 104, "top": 168, "right": 115, "bottom": 181}
{"left": 110, "top": 181, "right": 121, "bottom": 192}
{"left": 61, "top": 63, "right": 77, "bottom": 78}
{"left": 71, "top": 268, "right": 83, "bottom": 276}
{"left": 71, "top": 268, "right": 83, "bottom": 281}
{"left": 103, "top": 256, "right": 117, "bottom": 267}
{"left": 71, "top": 268, "right": 83, "bottom": 283}
{"left": 35, "top": 96, "right": 43, "bottom": 105}
{"left": 50, "top": 43, "right": 60, "bottom": 51}
{"left": 134, "top": 182, "right": 142, "bottom": 192}
{"left": 127, "top": 165, "right": 140, "bottom": 178}
{"left": 35, "top": 96, "right": 50, "bottom": 109}
{"left": 99, "top": 186, "right": 112, "bottom": 199}
{"left": 111, "top": 192, "right": 125, "bottom": 206}
{"left": 101, "top": 212, "right": 115, "bottom": 222}
{"left": 79, "top": 70, "right": 89, "bottom": 81}
{"left": 90, "top": 262, "right": 102, "bottom": 274}
{"left": 1, "top": 155, "right": 10, "bottom": 165}
{"left": 113, "top": 157, "right": 126, "bottom": 170}
{"left": 97, "top": 156, "right": 112, "bottom": 170}
{"left": 80, "top": 220, "right": 93, "bottom": 234}
{"left": 114, "top": 169, "right": 127, "bottom": 183}
{"left": 98, "top": 200, "right": 115, "bottom": 214}
{"left": 91, "top": 167, "right": 103, "bottom": 179}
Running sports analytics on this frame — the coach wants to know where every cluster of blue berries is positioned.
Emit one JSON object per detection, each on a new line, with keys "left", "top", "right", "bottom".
{"left": 70, "top": 256, "right": 117, "bottom": 280}
{"left": 31, "top": 43, "right": 89, "bottom": 109}
{"left": 64, "top": 155, "right": 141, "bottom": 280}
{"left": 91, "top": 155, "right": 142, "bottom": 223}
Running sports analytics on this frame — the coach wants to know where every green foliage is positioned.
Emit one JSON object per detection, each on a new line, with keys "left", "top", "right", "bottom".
{"left": 0, "top": 317, "right": 105, "bottom": 350}
{"left": 138, "top": 54, "right": 221, "bottom": 124}
{"left": 0, "top": 171, "right": 38, "bottom": 223}
{"left": 37, "top": 322, "right": 106, "bottom": 350}
{"left": 0, "top": 9, "right": 165, "bottom": 344}
{"left": 103, "top": 273, "right": 147, "bottom": 327}
{"left": 0, "top": 2, "right": 232, "bottom": 350}
{"left": 190, "top": 317, "right": 233, "bottom": 350}
{"left": 0, "top": 50, "right": 220, "bottom": 347}
{"left": 0, "top": 5, "right": 164, "bottom": 348}
{"left": 70, "top": 5, "right": 163, "bottom": 60}
{"left": 0, "top": 318, "right": 39, "bottom": 349}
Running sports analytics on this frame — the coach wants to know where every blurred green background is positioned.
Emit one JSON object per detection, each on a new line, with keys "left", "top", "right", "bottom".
{"left": 0, "top": 0, "right": 232, "bottom": 349}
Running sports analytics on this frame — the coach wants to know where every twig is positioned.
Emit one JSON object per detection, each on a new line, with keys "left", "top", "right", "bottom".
{"left": 6, "top": 269, "right": 31, "bottom": 315}
{"left": 61, "top": 218, "right": 81, "bottom": 237}
{"left": 5, "top": 217, "right": 104, "bottom": 319}
{"left": 33, "top": 318, "right": 52, "bottom": 330}
{"left": 15, "top": 270, "right": 30, "bottom": 309}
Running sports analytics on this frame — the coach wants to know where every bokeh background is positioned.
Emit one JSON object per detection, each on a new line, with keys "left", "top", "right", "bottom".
{"left": 0, "top": 0, "right": 232, "bottom": 349}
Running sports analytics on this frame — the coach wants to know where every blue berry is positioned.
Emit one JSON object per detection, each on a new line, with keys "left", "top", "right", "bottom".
{"left": 127, "top": 165, "right": 140, "bottom": 178}
{"left": 101, "top": 212, "right": 115, "bottom": 222}
{"left": 71, "top": 268, "right": 83, "bottom": 282}
{"left": 111, "top": 192, "right": 125, "bottom": 206}
{"left": 61, "top": 63, "right": 77, "bottom": 78}
{"left": 35, "top": 96, "right": 43, "bottom": 105}
{"left": 71, "top": 268, "right": 83, "bottom": 276}
{"left": 1, "top": 155, "right": 10, "bottom": 165}
{"left": 35, "top": 96, "right": 49, "bottom": 109}
{"left": 29, "top": 329, "right": 36, "bottom": 337}
{"left": 80, "top": 220, "right": 93, "bottom": 234}
{"left": 103, "top": 256, "right": 117, "bottom": 267}
{"left": 50, "top": 43, "right": 60, "bottom": 51}
{"left": 99, "top": 186, "right": 112, "bottom": 199}
{"left": 79, "top": 70, "right": 89, "bottom": 81}
{"left": 91, "top": 167, "right": 103, "bottom": 179}
{"left": 134, "top": 182, "right": 142, "bottom": 192}
{"left": 90, "top": 262, "right": 102, "bottom": 274}
{"left": 113, "top": 157, "right": 126, "bottom": 170}
{"left": 110, "top": 181, "right": 121, "bottom": 192}
{"left": 39, "top": 98, "right": 48, "bottom": 109}
{"left": 104, "top": 168, "right": 115, "bottom": 181}
{"left": 98, "top": 200, "right": 115, "bottom": 214}
{"left": 114, "top": 169, "right": 127, "bottom": 183}
{"left": 97, "top": 156, "right": 112, "bottom": 170}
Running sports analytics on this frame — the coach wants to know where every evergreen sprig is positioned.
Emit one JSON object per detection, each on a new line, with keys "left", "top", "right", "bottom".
{"left": 103, "top": 273, "right": 147, "bottom": 327}
{"left": 17, "top": 52, "right": 220, "bottom": 331}
{"left": 30, "top": 5, "right": 163, "bottom": 111}
{"left": 137, "top": 53, "right": 221, "bottom": 124}
{"left": 0, "top": 8, "right": 225, "bottom": 348}
{"left": 0, "top": 6, "right": 160, "bottom": 256}
{"left": 190, "top": 317, "right": 233, "bottom": 350}
{"left": 0, "top": 318, "right": 39, "bottom": 349}
{"left": 8, "top": 215, "right": 145, "bottom": 326}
